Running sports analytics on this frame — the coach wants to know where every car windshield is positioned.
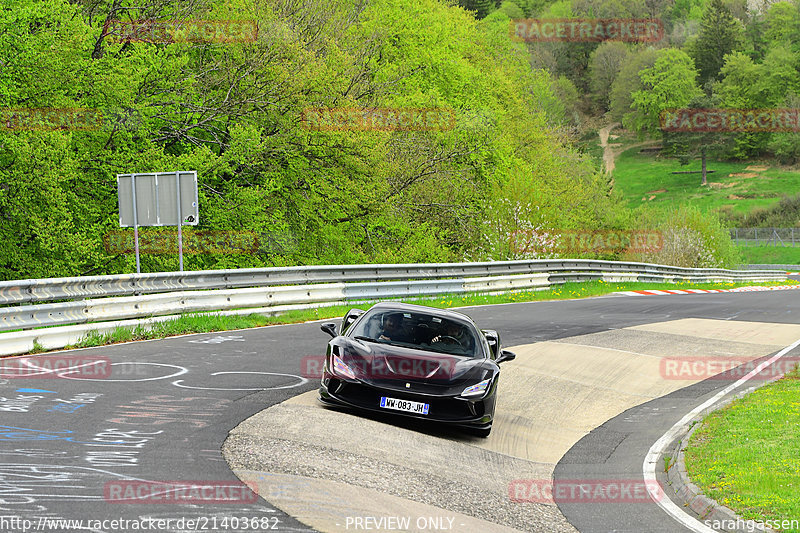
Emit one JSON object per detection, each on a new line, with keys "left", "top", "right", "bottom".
{"left": 349, "top": 310, "right": 481, "bottom": 358}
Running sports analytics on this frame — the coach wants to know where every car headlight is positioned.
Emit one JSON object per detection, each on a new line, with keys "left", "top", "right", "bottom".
{"left": 461, "top": 378, "right": 491, "bottom": 397}
{"left": 332, "top": 354, "right": 356, "bottom": 380}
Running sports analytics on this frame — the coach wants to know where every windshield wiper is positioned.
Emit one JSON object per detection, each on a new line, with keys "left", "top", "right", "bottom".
{"left": 354, "top": 335, "right": 379, "bottom": 343}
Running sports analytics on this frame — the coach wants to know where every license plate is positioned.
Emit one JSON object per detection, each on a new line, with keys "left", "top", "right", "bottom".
{"left": 380, "top": 396, "right": 429, "bottom": 415}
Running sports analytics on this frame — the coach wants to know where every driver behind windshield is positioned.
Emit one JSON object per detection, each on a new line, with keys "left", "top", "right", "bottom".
{"left": 378, "top": 313, "right": 412, "bottom": 342}
{"left": 430, "top": 319, "right": 470, "bottom": 348}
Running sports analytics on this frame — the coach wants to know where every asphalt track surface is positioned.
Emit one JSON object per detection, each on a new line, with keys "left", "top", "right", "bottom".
{"left": 1, "top": 287, "right": 799, "bottom": 533}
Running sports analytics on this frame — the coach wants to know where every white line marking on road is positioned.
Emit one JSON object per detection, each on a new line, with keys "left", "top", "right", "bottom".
{"left": 172, "top": 371, "right": 308, "bottom": 391}
{"left": 59, "top": 362, "right": 188, "bottom": 381}
{"left": 188, "top": 335, "right": 245, "bottom": 344}
{"left": 643, "top": 336, "right": 800, "bottom": 532}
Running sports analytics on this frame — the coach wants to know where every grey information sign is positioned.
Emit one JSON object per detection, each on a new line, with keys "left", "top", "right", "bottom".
{"left": 117, "top": 171, "right": 198, "bottom": 227}
{"left": 117, "top": 171, "right": 199, "bottom": 273}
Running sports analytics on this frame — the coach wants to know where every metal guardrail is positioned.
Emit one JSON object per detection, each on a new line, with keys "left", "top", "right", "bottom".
{"left": 0, "top": 259, "right": 788, "bottom": 305}
{"left": 0, "top": 260, "right": 786, "bottom": 333}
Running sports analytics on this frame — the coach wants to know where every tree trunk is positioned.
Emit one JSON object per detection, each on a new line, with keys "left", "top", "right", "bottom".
{"left": 92, "top": 0, "right": 123, "bottom": 60}
{"left": 701, "top": 150, "right": 707, "bottom": 185}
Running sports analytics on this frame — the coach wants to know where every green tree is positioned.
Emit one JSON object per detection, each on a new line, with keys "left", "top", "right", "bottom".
{"left": 689, "top": 0, "right": 744, "bottom": 87}
{"left": 661, "top": 95, "right": 733, "bottom": 185}
{"left": 498, "top": 1, "right": 525, "bottom": 18}
{"left": 549, "top": 75, "right": 582, "bottom": 128}
{"left": 764, "top": 1, "right": 800, "bottom": 44}
{"left": 768, "top": 93, "right": 800, "bottom": 164}
{"left": 571, "top": 0, "right": 648, "bottom": 18}
{"left": 670, "top": 0, "right": 705, "bottom": 21}
{"left": 506, "top": 0, "right": 538, "bottom": 16}
{"left": 588, "top": 41, "right": 629, "bottom": 112}
{"left": 715, "top": 52, "right": 765, "bottom": 107}
{"left": 630, "top": 49, "right": 702, "bottom": 134}
{"left": 712, "top": 52, "right": 762, "bottom": 159}
{"left": 758, "top": 44, "right": 800, "bottom": 106}
{"left": 609, "top": 47, "right": 659, "bottom": 123}
{"left": 456, "top": 0, "right": 498, "bottom": 19}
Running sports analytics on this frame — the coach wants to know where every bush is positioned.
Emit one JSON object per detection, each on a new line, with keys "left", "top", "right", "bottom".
{"left": 624, "top": 205, "right": 742, "bottom": 268}
{"left": 725, "top": 194, "right": 800, "bottom": 228}
{"left": 768, "top": 133, "right": 800, "bottom": 165}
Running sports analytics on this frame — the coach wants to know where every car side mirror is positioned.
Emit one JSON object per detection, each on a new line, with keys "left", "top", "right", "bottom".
{"left": 482, "top": 329, "right": 500, "bottom": 358}
{"left": 340, "top": 308, "right": 365, "bottom": 334}
{"left": 497, "top": 350, "right": 516, "bottom": 364}
{"left": 321, "top": 323, "right": 337, "bottom": 338}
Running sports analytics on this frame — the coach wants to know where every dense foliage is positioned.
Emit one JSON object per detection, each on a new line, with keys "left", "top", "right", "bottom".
{"left": 7, "top": 0, "right": 782, "bottom": 279}
{"left": 475, "top": 0, "right": 800, "bottom": 238}
{"left": 0, "top": 0, "right": 621, "bottom": 279}
{"left": 486, "top": 0, "right": 800, "bottom": 165}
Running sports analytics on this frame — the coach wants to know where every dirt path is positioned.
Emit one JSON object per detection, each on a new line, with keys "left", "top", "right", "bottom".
{"left": 598, "top": 124, "right": 661, "bottom": 187}
{"left": 599, "top": 122, "right": 620, "bottom": 175}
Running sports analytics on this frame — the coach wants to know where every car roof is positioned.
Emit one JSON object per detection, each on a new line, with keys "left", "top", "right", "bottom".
{"left": 367, "top": 301, "right": 476, "bottom": 325}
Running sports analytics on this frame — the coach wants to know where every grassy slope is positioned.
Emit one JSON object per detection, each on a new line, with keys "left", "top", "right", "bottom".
{"left": 612, "top": 149, "right": 800, "bottom": 217}
{"left": 685, "top": 368, "right": 800, "bottom": 529}
{"left": 738, "top": 246, "right": 800, "bottom": 265}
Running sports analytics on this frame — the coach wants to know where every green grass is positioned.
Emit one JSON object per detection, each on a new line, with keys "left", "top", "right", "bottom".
{"left": 685, "top": 367, "right": 800, "bottom": 530}
{"left": 612, "top": 149, "right": 800, "bottom": 217}
{"left": 575, "top": 135, "right": 605, "bottom": 166}
{"left": 38, "top": 278, "right": 796, "bottom": 355}
{"left": 738, "top": 246, "right": 800, "bottom": 265}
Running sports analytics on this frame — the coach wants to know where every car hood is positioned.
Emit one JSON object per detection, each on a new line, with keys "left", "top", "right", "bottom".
{"left": 337, "top": 337, "right": 494, "bottom": 388}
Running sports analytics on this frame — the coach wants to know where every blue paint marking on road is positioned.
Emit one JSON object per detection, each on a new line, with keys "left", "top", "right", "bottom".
{"left": 15, "top": 388, "right": 56, "bottom": 394}
{"left": 47, "top": 403, "right": 86, "bottom": 414}
{"left": 0, "top": 425, "right": 123, "bottom": 444}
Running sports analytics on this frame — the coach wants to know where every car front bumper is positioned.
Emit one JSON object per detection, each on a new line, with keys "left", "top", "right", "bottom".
{"left": 319, "top": 375, "right": 495, "bottom": 429}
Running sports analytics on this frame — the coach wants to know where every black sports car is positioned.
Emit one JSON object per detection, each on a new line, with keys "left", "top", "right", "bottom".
{"left": 318, "top": 302, "right": 515, "bottom": 437}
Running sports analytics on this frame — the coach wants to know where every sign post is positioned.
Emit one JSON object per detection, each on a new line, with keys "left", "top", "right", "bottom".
{"left": 117, "top": 171, "right": 199, "bottom": 273}
{"left": 176, "top": 172, "right": 184, "bottom": 271}
{"left": 130, "top": 175, "right": 141, "bottom": 273}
